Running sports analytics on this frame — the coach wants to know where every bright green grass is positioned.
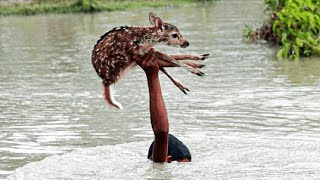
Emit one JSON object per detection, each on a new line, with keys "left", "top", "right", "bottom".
{"left": 0, "top": 0, "right": 203, "bottom": 16}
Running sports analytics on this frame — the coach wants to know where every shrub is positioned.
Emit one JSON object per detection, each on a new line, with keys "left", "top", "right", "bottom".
{"left": 244, "top": 0, "right": 320, "bottom": 59}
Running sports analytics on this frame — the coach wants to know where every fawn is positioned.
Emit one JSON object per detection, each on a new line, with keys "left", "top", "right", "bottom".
{"left": 92, "top": 12, "right": 209, "bottom": 109}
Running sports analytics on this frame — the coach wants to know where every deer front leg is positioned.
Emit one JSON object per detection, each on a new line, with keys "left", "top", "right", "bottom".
{"left": 154, "top": 51, "right": 205, "bottom": 76}
{"left": 183, "top": 62, "right": 206, "bottom": 69}
{"left": 160, "top": 67, "right": 189, "bottom": 95}
{"left": 170, "top": 54, "right": 210, "bottom": 61}
{"left": 158, "top": 60, "right": 206, "bottom": 69}
{"left": 169, "top": 54, "right": 209, "bottom": 69}
{"left": 133, "top": 48, "right": 190, "bottom": 95}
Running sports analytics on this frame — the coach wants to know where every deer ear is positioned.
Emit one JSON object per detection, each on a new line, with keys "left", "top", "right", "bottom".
{"left": 149, "top": 12, "right": 157, "bottom": 26}
{"left": 149, "top": 12, "right": 164, "bottom": 28}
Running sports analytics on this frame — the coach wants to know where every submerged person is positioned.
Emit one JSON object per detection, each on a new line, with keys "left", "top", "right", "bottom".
{"left": 134, "top": 49, "right": 191, "bottom": 163}
{"left": 148, "top": 134, "right": 191, "bottom": 162}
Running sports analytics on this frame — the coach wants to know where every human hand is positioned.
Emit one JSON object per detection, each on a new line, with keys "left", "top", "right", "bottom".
{"left": 134, "top": 47, "right": 159, "bottom": 76}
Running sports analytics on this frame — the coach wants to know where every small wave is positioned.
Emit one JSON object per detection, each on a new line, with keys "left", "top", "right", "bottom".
{"left": 7, "top": 134, "right": 320, "bottom": 180}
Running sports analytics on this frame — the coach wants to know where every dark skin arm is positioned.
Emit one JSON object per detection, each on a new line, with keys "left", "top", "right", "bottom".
{"left": 147, "top": 68, "right": 169, "bottom": 162}
{"left": 134, "top": 48, "right": 169, "bottom": 163}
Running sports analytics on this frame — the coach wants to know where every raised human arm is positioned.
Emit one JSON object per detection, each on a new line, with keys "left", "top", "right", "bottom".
{"left": 134, "top": 48, "right": 169, "bottom": 162}
{"left": 147, "top": 68, "right": 169, "bottom": 162}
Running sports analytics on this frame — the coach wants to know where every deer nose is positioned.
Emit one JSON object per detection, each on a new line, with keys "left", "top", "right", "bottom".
{"left": 181, "top": 41, "right": 189, "bottom": 48}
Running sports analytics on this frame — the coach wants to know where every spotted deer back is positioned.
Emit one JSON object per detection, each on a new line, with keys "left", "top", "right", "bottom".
{"left": 92, "top": 26, "right": 140, "bottom": 85}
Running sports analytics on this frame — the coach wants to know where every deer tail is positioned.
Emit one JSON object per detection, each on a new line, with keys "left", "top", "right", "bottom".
{"left": 103, "top": 83, "right": 123, "bottom": 110}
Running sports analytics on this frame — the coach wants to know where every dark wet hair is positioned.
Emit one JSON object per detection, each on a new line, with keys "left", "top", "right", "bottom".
{"left": 147, "top": 134, "right": 191, "bottom": 161}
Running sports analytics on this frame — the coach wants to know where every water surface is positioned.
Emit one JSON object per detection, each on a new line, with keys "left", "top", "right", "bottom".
{"left": 1, "top": 0, "right": 320, "bottom": 179}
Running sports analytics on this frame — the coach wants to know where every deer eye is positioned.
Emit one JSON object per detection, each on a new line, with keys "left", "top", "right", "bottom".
{"left": 172, "top": 34, "right": 178, "bottom": 39}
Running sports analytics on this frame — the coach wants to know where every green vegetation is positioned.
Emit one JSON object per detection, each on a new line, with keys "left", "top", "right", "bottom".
{"left": 0, "top": 0, "right": 209, "bottom": 16}
{"left": 244, "top": 0, "right": 320, "bottom": 59}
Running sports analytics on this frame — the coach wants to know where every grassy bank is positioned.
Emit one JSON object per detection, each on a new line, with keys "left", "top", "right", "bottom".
{"left": 243, "top": 0, "right": 320, "bottom": 59}
{"left": 0, "top": 0, "right": 207, "bottom": 16}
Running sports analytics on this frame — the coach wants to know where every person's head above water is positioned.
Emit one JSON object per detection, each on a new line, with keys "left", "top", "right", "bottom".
{"left": 148, "top": 134, "right": 191, "bottom": 163}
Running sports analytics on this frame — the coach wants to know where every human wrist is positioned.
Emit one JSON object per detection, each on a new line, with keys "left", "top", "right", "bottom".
{"left": 146, "top": 70, "right": 159, "bottom": 79}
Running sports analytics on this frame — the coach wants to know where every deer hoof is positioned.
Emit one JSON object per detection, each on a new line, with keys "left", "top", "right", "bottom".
{"left": 181, "top": 87, "right": 190, "bottom": 95}
{"left": 201, "top": 54, "right": 210, "bottom": 60}
{"left": 196, "top": 71, "right": 205, "bottom": 76}
{"left": 174, "top": 83, "right": 189, "bottom": 95}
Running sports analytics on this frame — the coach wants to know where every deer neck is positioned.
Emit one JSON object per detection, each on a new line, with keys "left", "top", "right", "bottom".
{"left": 131, "top": 26, "right": 166, "bottom": 45}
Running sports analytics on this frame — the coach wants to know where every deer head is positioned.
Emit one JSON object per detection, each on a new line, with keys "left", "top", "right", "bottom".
{"left": 149, "top": 12, "right": 189, "bottom": 48}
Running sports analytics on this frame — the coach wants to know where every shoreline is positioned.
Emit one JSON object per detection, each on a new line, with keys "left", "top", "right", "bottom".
{"left": 0, "top": 0, "right": 205, "bottom": 16}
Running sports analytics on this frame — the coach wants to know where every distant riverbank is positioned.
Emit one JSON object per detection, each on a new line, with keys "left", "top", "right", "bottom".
{"left": 0, "top": 0, "right": 209, "bottom": 16}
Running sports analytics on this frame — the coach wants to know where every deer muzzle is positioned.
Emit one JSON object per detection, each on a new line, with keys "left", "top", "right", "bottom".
{"left": 180, "top": 41, "right": 189, "bottom": 48}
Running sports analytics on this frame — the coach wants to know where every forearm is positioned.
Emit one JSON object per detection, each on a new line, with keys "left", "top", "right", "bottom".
{"left": 147, "top": 73, "right": 169, "bottom": 162}
{"left": 147, "top": 73, "right": 168, "bottom": 130}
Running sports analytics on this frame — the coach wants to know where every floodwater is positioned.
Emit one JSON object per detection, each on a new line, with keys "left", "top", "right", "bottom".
{"left": 1, "top": 0, "right": 320, "bottom": 179}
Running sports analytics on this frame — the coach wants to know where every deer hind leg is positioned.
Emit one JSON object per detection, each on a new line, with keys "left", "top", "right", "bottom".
{"left": 154, "top": 51, "right": 205, "bottom": 76}
{"left": 101, "top": 52, "right": 138, "bottom": 110}
{"left": 160, "top": 67, "right": 189, "bottom": 95}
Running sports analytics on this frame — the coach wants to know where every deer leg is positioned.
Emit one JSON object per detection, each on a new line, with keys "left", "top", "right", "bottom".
{"left": 157, "top": 59, "right": 205, "bottom": 69}
{"left": 169, "top": 54, "right": 210, "bottom": 61}
{"left": 183, "top": 62, "right": 206, "bottom": 69}
{"left": 157, "top": 59, "right": 204, "bottom": 95}
{"left": 160, "top": 67, "right": 189, "bottom": 95}
{"left": 154, "top": 51, "right": 205, "bottom": 76}
{"left": 169, "top": 54, "right": 209, "bottom": 68}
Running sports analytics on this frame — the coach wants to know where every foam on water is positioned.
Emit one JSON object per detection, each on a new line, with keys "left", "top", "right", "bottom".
{"left": 8, "top": 133, "right": 320, "bottom": 179}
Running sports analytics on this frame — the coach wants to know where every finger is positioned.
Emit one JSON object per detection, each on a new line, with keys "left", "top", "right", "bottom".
{"left": 133, "top": 54, "right": 142, "bottom": 65}
{"left": 146, "top": 54, "right": 157, "bottom": 66}
{"left": 144, "top": 47, "right": 155, "bottom": 62}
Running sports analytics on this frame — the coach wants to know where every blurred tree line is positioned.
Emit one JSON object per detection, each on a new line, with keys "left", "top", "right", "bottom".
{"left": 0, "top": 0, "right": 214, "bottom": 15}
